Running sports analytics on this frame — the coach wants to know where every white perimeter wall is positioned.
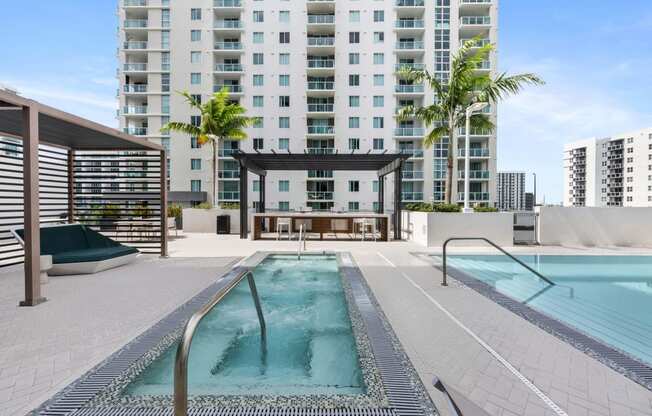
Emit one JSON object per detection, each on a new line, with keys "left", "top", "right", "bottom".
{"left": 182, "top": 208, "right": 241, "bottom": 234}
{"left": 537, "top": 206, "right": 652, "bottom": 247}
{"left": 402, "top": 211, "right": 514, "bottom": 247}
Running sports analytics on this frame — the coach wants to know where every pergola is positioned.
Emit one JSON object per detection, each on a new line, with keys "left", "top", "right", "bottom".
{"left": 0, "top": 89, "right": 167, "bottom": 307}
{"left": 232, "top": 152, "right": 410, "bottom": 240}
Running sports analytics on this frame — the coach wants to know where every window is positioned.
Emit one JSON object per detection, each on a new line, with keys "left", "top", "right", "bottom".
{"left": 373, "top": 96, "right": 384, "bottom": 107}
{"left": 253, "top": 96, "right": 264, "bottom": 107}
{"left": 373, "top": 32, "right": 384, "bottom": 43}
{"left": 190, "top": 73, "right": 201, "bottom": 84}
{"left": 253, "top": 53, "right": 264, "bottom": 65}
{"left": 373, "top": 117, "right": 384, "bottom": 128}
{"left": 372, "top": 181, "right": 379, "bottom": 192}
{"left": 349, "top": 53, "right": 360, "bottom": 65}
{"left": 348, "top": 138, "right": 360, "bottom": 149}
{"left": 191, "top": 136, "right": 200, "bottom": 149}
{"left": 373, "top": 74, "right": 384, "bottom": 86}
{"left": 253, "top": 10, "right": 264, "bottom": 22}
{"left": 253, "top": 74, "right": 264, "bottom": 86}
{"left": 190, "top": 180, "right": 201, "bottom": 192}
{"left": 373, "top": 53, "right": 384, "bottom": 65}
{"left": 349, "top": 181, "right": 360, "bottom": 192}
{"left": 279, "top": 96, "right": 290, "bottom": 107}
{"left": 190, "top": 30, "right": 201, "bottom": 42}
{"left": 279, "top": 180, "right": 290, "bottom": 192}
{"left": 349, "top": 74, "right": 360, "bottom": 86}
{"left": 161, "top": 30, "right": 170, "bottom": 49}
{"left": 190, "top": 51, "right": 201, "bottom": 63}
{"left": 373, "top": 138, "right": 384, "bottom": 150}
{"left": 190, "top": 115, "right": 201, "bottom": 126}
{"left": 348, "top": 202, "right": 359, "bottom": 212}
{"left": 349, "top": 117, "right": 360, "bottom": 128}
{"left": 253, "top": 32, "right": 264, "bottom": 43}
{"left": 279, "top": 138, "right": 289, "bottom": 150}
{"left": 253, "top": 180, "right": 260, "bottom": 192}
{"left": 349, "top": 10, "right": 360, "bottom": 22}
{"left": 279, "top": 117, "right": 290, "bottom": 128}
{"left": 373, "top": 202, "right": 379, "bottom": 212}
{"left": 190, "top": 158, "right": 201, "bottom": 170}
{"left": 349, "top": 96, "right": 360, "bottom": 107}
{"left": 162, "top": 95, "right": 170, "bottom": 113}
{"left": 190, "top": 94, "right": 201, "bottom": 104}
{"left": 349, "top": 32, "right": 360, "bottom": 44}
{"left": 253, "top": 138, "right": 264, "bottom": 150}
{"left": 278, "top": 201, "right": 290, "bottom": 211}
{"left": 373, "top": 10, "right": 384, "bottom": 22}
{"left": 279, "top": 74, "right": 290, "bottom": 86}
{"left": 279, "top": 53, "right": 290, "bottom": 65}
{"left": 279, "top": 32, "right": 290, "bottom": 43}
{"left": 279, "top": 10, "right": 290, "bottom": 22}
{"left": 190, "top": 8, "right": 201, "bottom": 20}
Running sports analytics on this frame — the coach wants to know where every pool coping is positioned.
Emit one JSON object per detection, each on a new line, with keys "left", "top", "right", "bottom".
{"left": 412, "top": 252, "right": 652, "bottom": 392}
{"left": 33, "top": 251, "right": 436, "bottom": 416}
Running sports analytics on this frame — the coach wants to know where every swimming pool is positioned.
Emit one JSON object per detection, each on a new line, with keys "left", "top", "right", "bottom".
{"left": 443, "top": 255, "right": 652, "bottom": 368}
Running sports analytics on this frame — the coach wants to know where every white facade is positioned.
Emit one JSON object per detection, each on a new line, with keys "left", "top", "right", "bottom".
{"left": 563, "top": 128, "right": 652, "bottom": 207}
{"left": 496, "top": 171, "right": 525, "bottom": 211}
{"left": 118, "top": 0, "right": 498, "bottom": 211}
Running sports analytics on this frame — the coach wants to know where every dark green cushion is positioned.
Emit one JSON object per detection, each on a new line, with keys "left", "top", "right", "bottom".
{"left": 52, "top": 245, "right": 139, "bottom": 264}
{"left": 39, "top": 225, "right": 90, "bottom": 254}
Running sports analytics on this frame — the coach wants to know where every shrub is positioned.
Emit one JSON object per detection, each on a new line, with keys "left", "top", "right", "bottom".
{"left": 404, "top": 203, "right": 461, "bottom": 213}
{"left": 474, "top": 206, "right": 498, "bottom": 212}
{"left": 196, "top": 202, "right": 213, "bottom": 209}
{"left": 433, "top": 203, "right": 461, "bottom": 213}
{"left": 219, "top": 202, "right": 240, "bottom": 210}
{"left": 167, "top": 204, "right": 182, "bottom": 219}
{"left": 133, "top": 204, "right": 152, "bottom": 218}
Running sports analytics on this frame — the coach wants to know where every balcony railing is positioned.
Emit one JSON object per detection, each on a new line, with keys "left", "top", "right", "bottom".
{"left": 213, "top": 85, "right": 243, "bottom": 93}
{"left": 214, "top": 63, "right": 243, "bottom": 72}
{"left": 218, "top": 191, "right": 240, "bottom": 200}
{"left": 124, "top": 127, "right": 148, "bottom": 136}
{"left": 307, "top": 37, "right": 335, "bottom": 46}
{"left": 307, "top": 148, "right": 335, "bottom": 154}
{"left": 308, "top": 170, "right": 334, "bottom": 178}
{"left": 395, "top": 41, "right": 424, "bottom": 50}
{"left": 458, "top": 170, "right": 490, "bottom": 179}
{"left": 458, "top": 127, "right": 491, "bottom": 135}
{"left": 124, "top": 41, "right": 148, "bottom": 49}
{"left": 307, "top": 59, "right": 335, "bottom": 68}
{"left": 402, "top": 170, "right": 424, "bottom": 179}
{"left": 123, "top": 63, "right": 147, "bottom": 71}
{"left": 124, "top": 0, "right": 147, "bottom": 6}
{"left": 218, "top": 170, "right": 240, "bottom": 179}
{"left": 402, "top": 192, "right": 424, "bottom": 201}
{"left": 461, "top": 0, "right": 491, "bottom": 4}
{"left": 214, "top": 20, "right": 243, "bottom": 29}
{"left": 124, "top": 19, "right": 148, "bottom": 28}
{"left": 476, "top": 60, "right": 491, "bottom": 70}
{"left": 214, "top": 0, "right": 242, "bottom": 7}
{"left": 460, "top": 16, "right": 491, "bottom": 25}
{"left": 400, "top": 149, "right": 424, "bottom": 158}
{"left": 218, "top": 148, "right": 239, "bottom": 157}
{"left": 307, "top": 104, "right": 334, "bottom": 112}
{"left": 124, "top": 84, "right": 148, "bottom": 93}
{"left": 395, "top": 128, "right": 425, "bottom": 136}
{"left": 307, "top": 81, "right": 335, "bottom": 90}
{"left": 458, "top": 148, "right": 490, "bottom": 157}
{"left": 307, "top": 191, "right": 334, "bottom": 200}
{"left": 396, "top": 0, "right": 425, "bottom": 6}
{"left": 308, "top": 15, "right": 335, "bottom": 24}
{"left": 460, "top": 38, "right": 491, "bottom": 47}
{"left": 307, "top": 126, "right": 335, "bottom": 134}
{"left": 395, "top": 84, "right": 425, "bottom": 93}
{"left": 457, "top": 192, "right": 490, "bottom": 201}
{"left": 122, "top": 106, "right": 148, "bottom": 115}
{"left": 214, "top": 42, "right": 243, "bottom": 50}
{"left": 395, "top": 20, "right": 424, "bottom": 28}
{"left": 395, "top": 63, "right": 425, "bottom": 71}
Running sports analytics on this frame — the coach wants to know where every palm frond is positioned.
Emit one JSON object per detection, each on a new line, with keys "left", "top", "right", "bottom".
{"left": 479, "top": 72, "right": 545, "bottom": 103}
{"left": 423, "top": 124, "right": 450, "bottom": 148}
{"left": 161, "top": 122, "right": 201, "bottom": 136}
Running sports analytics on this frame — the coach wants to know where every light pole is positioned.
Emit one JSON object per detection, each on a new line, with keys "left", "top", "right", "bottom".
{"left": 463, "top": 102, "right": 489, "bottom": 213}
{"left": 533, "top": 172, "right": 537, "bottom": 208}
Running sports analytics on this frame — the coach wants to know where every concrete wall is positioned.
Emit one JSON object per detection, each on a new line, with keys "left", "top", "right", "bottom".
{"left": 182, "top": 208, "right": 241, "bottom": 234}
{"left": 537, "top": 206, "right": 652, "bottom": 247}
{"left": 402, "top": 211, "right": 514, "bottom": 247}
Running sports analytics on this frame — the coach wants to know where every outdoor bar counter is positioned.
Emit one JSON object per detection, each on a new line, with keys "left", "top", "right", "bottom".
{"left": 251, "top": 212, "right": 390, "bottom": 241}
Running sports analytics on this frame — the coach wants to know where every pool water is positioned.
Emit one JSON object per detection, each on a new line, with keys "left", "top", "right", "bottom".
{"left": 124, "top": 254, "right": 365, "bottom": 396}
{"left": 444, "top": 255, "right": 652, "bottom": 366}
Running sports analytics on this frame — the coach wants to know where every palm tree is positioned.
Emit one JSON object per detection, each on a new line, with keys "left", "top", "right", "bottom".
{"left": 163, "top": 88, "right": 251, "bottom": 206}
{"left": 398, "top": 39, "right": 544, "bottom": 204}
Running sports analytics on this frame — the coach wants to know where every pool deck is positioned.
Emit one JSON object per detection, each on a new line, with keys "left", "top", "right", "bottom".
{"left": 1, "top": 233, "right": 652, "bottom": 416}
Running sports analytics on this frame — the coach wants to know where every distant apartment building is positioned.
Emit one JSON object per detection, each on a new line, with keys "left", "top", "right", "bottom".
{"left": 524, "top": 192, "right": 534, "bottom": 211}
{"left": 563, "top": 128, "right": 652, "bottom": 207}
{"left": 117, "top": 0, "right": 498, "bottom": 210}
{"left": 496, "top": 171, "right": 525, "bottom": 211}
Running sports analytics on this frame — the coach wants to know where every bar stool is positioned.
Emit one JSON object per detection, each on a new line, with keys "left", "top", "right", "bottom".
{"left": 276, "top": 217, "right": 292, "bottom": 240}
{"left": 363, "top": 218, "right": 378, "bottom": 242}
{"left": 352, "top": 218, "right": 366, "bottom": 240}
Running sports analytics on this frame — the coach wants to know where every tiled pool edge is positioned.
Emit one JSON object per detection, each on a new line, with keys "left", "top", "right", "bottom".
{"left": 32, "top": 252, "right": 436, "bottom": 416}
{"left": 413, "top": 252, "right": 652, "bottom": 392}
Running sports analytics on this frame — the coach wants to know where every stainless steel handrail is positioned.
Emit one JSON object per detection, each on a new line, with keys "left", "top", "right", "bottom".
{"left": 441, "top": 237, "right": 555, "bottom": 287}
{"left": 433, "top": 377, "right": 464, "bottom": 416}
{"left": 174, "top": 269, "right": 266, "bottom": 416}
{"left": 297, "top": 224, "right": 307, "bottom": 259}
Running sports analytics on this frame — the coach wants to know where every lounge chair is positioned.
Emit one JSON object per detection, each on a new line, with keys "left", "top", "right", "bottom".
{"left": 12, "top": 224, "right": 139, "bottom": 276}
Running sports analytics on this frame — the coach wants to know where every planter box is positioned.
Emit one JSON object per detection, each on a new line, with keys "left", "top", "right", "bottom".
{"left": 401, "top": 211, "right": 514, "bottom": 247}
{"left": 182, "top": 208, "right": 242, "bottom": 234}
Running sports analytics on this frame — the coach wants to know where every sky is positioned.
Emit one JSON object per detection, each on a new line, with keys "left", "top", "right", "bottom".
{"left": 1, "top": 0, "right": 651, "bottom": 204}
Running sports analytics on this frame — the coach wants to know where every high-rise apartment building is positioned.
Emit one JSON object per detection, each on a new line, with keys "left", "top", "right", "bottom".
{"left": 118, "top": 0, "right": 498, "bottom": 210}
{"left": 496, "top": 171, "right": 525, "bottom": 211}
{"left": 563, "top": 128, "right": 652, "bottom": 207}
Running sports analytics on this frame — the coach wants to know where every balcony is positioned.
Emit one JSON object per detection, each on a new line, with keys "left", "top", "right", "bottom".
{"left": 395, "top": 41, "right": 424, "bottom": 50}
{"left": 402, "top": 192, "right": 423, "bottom": 201}
{"left": 394, "top": 63, "right": 425, "bottom": 72}
{"left": 460, "top": 0, "right": 491, "bottom": 4}
{"left": 457, "top": 192, "right": 490, "bottom": 201}
{"left": 395, "top": 84, "right": 425, "bottom": 94}
{"left": 123, "top": 63, "right": 147, "bottom": 72}
{"left": 307, "top": 148, "right": 335, "bottom": 154}
{"left": 307, "top": 59, "right": 335, "bottom": 69}
{"left": 214, "top": 42, "right": 243, "bottom": 50}
{"left": 460, "top": 38, "right": 491, "bottom": 48}
{"left": 458, "top": 170, "right": 490, "bottom": 179}
{"left": 214, "top": 20, "right": 243, "bottom": 29}
{"left": 123, "top": 84, "right": 148, "bottom": 93}
{"left": 307, "top": 37, "right": 335, "bottom": 46}
{"left": 476, "top": 60, "right": 491, "bottom": 70}
{"left": 307, "top": 104, "right": 334, "bottom": 113}
{"left": 124, "top": 0, "right": 147, "bottom": 6}
{"left": 218, "top": 191, "right": 240, "bottom": 200}
{"left": 400, "top": 149, "right": 424, "bottom": 158}
{"left": 402, "top": 170, "right": 424, "bottom": 180}
{"left": 213, "top": 0, "right": 242, "bottom": 7}
{"left": 458, "top": 148, "right": 490, "bottom": 157}
{"left": 394, "top": 128, "right": 425, "bottom": 137}
{"left": 214, "top": 63, "right": 244, "bottom": 72}
{"left": 307, "top": 126, "right": 335, "bottom": 135}
{"left": 218, "top": 148, "right": 239, "bottom": 157}
{"left": 395, "top": 0, "right": 425, "bottom": 6}
{"left": 308, "top": 14, "right": 335, "bottom": 24}
{"left": 460, "top": 16, "right": 491, "bottom": 26}
{"left": 213, "top": 84, "right": 243, "bottom": 93}
{"left": 307, "top": 191, "right": 334, "bottom": 200}
{"left": 308, "top": 170, "right": 334, "bottom": 178}
{"left": 395, "top": 20, "right": 425, "bottom": 29}
{"left": 124, "top": 19, "right": 148, "bottom": 28}
{"left": 307, "top": 81, "right": 335, "bottom": 90}
{"left": 122, "top": 105, "right": 148, "bottom": 115}
{"left": 218, "top": 170, "right": 240, "bottom": 179}
{"left": 123, "top": 41, "right": 148, "bottom": 50}
{"left": 123, "top": 127, "right": 148, "bottom": 136}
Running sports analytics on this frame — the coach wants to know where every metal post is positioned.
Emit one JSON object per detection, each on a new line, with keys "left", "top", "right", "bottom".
{"left": 377, "top": 175, "right": 384, "bottom": 214}
{"left": 160, "top": 150, "right": 168, "bottom": 257}
{"left": 20, "top": 104, "right": 45, "bottom": 307}
{"left": 67, "top": 150, "right": 75, "bottom": 223}
{"left": 259, "top": 174, "right": 266, "bottom": 231}
{"left": 394, "top": 165, "right": 403, "bottom": 240}
{"left": 239, "top": 164, "right": 248, "bottom": 239}
{"left": 463, "top": 109, "right": 472, "bottom": 213}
